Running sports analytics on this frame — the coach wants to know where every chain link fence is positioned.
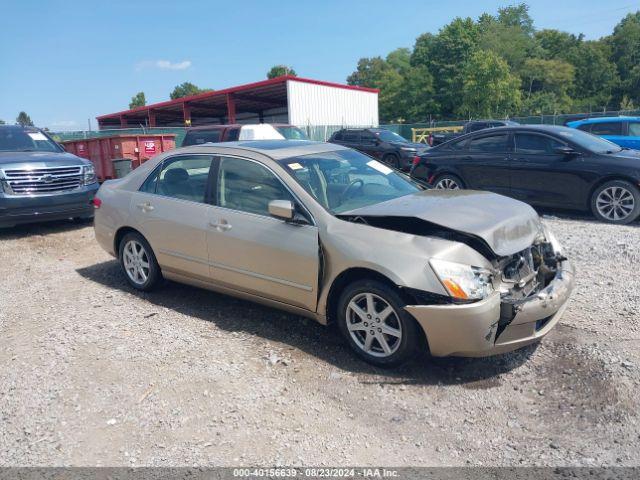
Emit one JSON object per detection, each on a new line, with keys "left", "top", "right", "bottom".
{"left": 51, "top": 109, "right": 640, "bottom": 145}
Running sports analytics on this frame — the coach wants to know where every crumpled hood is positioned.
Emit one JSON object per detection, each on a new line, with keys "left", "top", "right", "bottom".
{"left": 0, "top": 151, "right": 88, "bottom": 169}
{"left": 343, "top": 190, "right": 543, "bottom": 257}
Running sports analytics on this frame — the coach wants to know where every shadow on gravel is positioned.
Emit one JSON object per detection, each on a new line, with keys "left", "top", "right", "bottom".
{"left": 0, "top": 218, "right": 92, "bottom": 240}
{"left": 77, "top": 260, "right": 536, "bottom": 386}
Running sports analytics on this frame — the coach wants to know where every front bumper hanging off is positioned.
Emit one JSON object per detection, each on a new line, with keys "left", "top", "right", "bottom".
{"left": 405, "top": 260, "right": 575, "bottom": 357}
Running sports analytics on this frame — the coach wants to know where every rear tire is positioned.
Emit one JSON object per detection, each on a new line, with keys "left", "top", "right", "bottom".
{"left": 337, "top": 280, "right": 421, "bottom": 367}
{"left": 433, "top": 173, "right": 464, "bottom": 190}
{"left": 590, "top": 180, "right": 640, "bottom": 224}
{"left": 118, "top": 232, "right": 162, "bottom": 291}
{"left": 383, "top": 153, "right": 400, "bottom": 169}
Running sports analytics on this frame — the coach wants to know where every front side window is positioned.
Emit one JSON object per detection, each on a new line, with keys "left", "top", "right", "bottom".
{"left": 217, "top": 157, "right": 294, "bottom": 216}
{"left": 156, "top": 155, "right": 213, "bottom": 203}
{"left": 281, "top": 149, "right": 420, "bottom": 214}
{"left": 515, "top": 134, "right": 564, "bottom": 154}
{"left": 467, "top": 134, "right": 510, "bottom": 153}
{"left": 0, "top": 128, "right": 62, "bottom": 153}
{"left": 590, "top": 122, "right": 623, "bottom": 136}
{"left": 555, "top": 127, "right": 622, "bottom": 154}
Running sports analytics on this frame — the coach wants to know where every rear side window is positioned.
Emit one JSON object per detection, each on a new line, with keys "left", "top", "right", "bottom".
{"left": 360, "top": 131, "right": 376, "bottom": 144}
{"left": 629, "top": 123, "right": 640, "bottom": 137}
{"left": 156, "top": 155, "right": 214, "bottom": 203}
{"left": 515, "top": 134, "right": 564, "bottom": 154}
{"left": 577, "top": 124, "right": 592, "bottom": 133}
{"left": 467, "top": 122, "right": 487, "bottom": 133}
{"left": 140, "top": 164, "right": 162, "bottom": 193}
{"left": 226, "top": 128, "right": 240, "bottom": 141}
{"left": 332, "top": 131, "right": 344, "bottom": 141}
{"left": 182, "top": 129, "right": 222, "bottom": 146}
{"left": 342, "top": 131, "right": 360, "bottom": 142}
{"left": 590, "top": 122, "right": 623, "bottom": 136}
{"left": 467, "top": 134, "right": 510, "bottom": 153}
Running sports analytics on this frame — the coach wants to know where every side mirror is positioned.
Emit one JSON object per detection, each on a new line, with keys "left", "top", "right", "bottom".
{"left": 268, "top": 199, "right": 295, "bottom": 221}
{"left": 554, "top": 146, "right": 580, "bottom": 157}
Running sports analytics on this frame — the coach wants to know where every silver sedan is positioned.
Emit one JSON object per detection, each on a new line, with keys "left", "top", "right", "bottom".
{"left": 94, "top": 140, "right": 574, "bottom": 367}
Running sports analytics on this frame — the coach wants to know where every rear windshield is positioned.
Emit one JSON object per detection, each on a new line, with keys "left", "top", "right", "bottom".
{"left": 275, "top": 126, "right": 308, "bottom": 140}
{"left": 0, "top": 128, "right": 62, "bottom": 153}
{"left": 182, "top": 129, "right": 222, "bottom": 146}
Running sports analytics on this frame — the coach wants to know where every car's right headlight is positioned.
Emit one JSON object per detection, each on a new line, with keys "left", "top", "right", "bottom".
{"left": 430, "top": 258, "right": 494, "bottom": 300}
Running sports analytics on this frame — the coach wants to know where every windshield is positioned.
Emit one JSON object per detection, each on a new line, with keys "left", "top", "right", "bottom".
{"left": 376, "top": 130, "right": 409, "bottom": 143}
{"left": 0, "top": 128, "right": 62, "bottom": 153}
{"left": 276, "top": 126, "right": 309, "bottom": 140}
{"left": 281, "top": 149, "right": 420, "bottom": 214}
{"left": 557, "top": 127, "right": 623, "bottom": 154}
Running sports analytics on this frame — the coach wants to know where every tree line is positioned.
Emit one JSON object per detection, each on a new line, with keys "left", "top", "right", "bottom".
{"left": 346, "top": 4, "right": 640, "bottom": 122}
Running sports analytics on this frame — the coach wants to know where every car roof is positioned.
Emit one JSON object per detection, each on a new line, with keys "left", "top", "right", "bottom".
{"left": 188, "top": 139, "right": 348, "bottom": 160}
{"left": 566, "top": 116, "right": 640, "bottom": 126}
{"left": 186, "top": 123, "right": 296, "bottom": 132}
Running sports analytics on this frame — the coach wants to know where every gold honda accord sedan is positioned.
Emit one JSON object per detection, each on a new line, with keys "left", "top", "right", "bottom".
{"left": 94, "top": 140, "right": 574, "bottom": 366}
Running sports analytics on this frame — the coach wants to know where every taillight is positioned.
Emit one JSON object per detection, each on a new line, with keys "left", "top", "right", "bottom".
{"left": 412, "top": 156, "right": 421, "bottom": 167}
{"left": 92, "top": 197, "right": 102, "bottom": 209}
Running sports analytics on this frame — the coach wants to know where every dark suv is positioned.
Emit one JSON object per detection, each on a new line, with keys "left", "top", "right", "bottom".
{"left": 328, "top": 128, "right": 428, "bottom": 170}
{"left": 0, "top": 125, "right": 99, "bottom": 228}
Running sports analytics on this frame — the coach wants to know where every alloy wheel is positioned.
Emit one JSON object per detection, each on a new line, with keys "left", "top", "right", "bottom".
{"left": 345, "top": 293, "right": 402, "bottom": 358}
{"left": 122, "top": 239, "right": 150, "bottom": 285}
{"left": 596, "top": 186, "right": 636, "bottom": 221}
{"left": 435, "top": 177, "right": 460, "bottom": 190}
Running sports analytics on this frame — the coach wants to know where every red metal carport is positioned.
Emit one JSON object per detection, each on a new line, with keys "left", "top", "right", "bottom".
{"left": 96, "top": 75, "right": 378, "bottom": 129}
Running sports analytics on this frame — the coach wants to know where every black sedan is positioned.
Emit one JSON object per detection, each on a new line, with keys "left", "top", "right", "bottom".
{"left": 410, "top": 125, "right": 640, "bottom": 224}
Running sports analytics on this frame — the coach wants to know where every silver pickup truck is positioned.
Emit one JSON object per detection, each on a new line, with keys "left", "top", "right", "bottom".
{"left": 0, "top": 125, "right": 99, "bottom": 228}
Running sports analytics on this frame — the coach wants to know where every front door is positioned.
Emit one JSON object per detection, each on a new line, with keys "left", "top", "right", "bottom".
{"left": 207, "top": 156, "right": 319, "bottom": 311}
{"left": 130, "top": 154, "right": 215, "bottom": 281}
{"left": 510, "top": 132, "right": 585, "bottom": 208}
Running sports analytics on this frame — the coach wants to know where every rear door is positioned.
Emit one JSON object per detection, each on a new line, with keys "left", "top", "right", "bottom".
{"left": 509, "top": 132, "right": 584, "bottom": 208}
{"left": 130, "top": 154, "right": 215, "bottom": 281}
{"left": 206, "top": 155, "right": 319, "bottom": 311}
{"left": 458, "top": 132, "right": 512, "bottom": 195}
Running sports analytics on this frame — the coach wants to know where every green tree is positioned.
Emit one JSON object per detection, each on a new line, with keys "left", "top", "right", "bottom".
{"left": 129, "top": 91, "right": 146, "bottom": 109}
{"left": 16, "top": 111, "right": 34, "bottom": 126}
{"left": 347, "top": 55, "right": 404, "bottom": 121}
{"left": 610, "top": 12, "right": 640, "bottom": 103}
{"left": 169, "top": 82, "right": 211, "bottom": 100}
{"left": 568, "top": 41, "right": 618, "bottom": 109}
{"left": 267, "top": 65, "right": 297, "bottom": 79}
{"left": 458, "top": 50, "right": 521, "bottom": 118}
{"left": 0, "top": 119, "right": 5, "bottom": 125}
{"left": 535, "top": 29, "right": 582, "bottom": 60}
{"left": 497, "top": 3, "right": 534, "bottom": 35}
{"left": 414, "top": 17, "right": 481, "bottom": 116}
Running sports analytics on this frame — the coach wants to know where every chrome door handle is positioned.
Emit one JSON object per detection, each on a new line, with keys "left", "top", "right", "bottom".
{"left": 209, "top": 220, "right": 232, "bottom": 231}
{"left": 136, "top": 202, "right": 154, "bottom": 212}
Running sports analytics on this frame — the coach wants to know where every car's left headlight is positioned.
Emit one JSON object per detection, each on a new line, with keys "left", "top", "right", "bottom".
{"left": 430, "top": 258, "right": 494, "bottom": 300}
{"left": 83, "top": 164, "right": 97, "bottom": 185}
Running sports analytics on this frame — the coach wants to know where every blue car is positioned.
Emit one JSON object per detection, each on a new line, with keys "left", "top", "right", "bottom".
{"left": 566, "top": 116, "right": 640, "bottom": 150}
{"left": 0, "top": 125, "right": 99, "bottom": 228}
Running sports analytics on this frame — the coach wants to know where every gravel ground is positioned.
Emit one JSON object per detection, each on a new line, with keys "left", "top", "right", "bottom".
{"left": 0, "top": 213, "right": 639, "bottom": 467}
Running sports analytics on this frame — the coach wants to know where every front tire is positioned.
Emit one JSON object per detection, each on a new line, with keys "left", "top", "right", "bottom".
{"left": 591, "top": 180, "right": 640, "bottom": 224}
{"left": 337, "top": 280, "right": 421, "bottom": 367}
{"left": 118, "top": 232, "right": 162, "bottom": 291}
